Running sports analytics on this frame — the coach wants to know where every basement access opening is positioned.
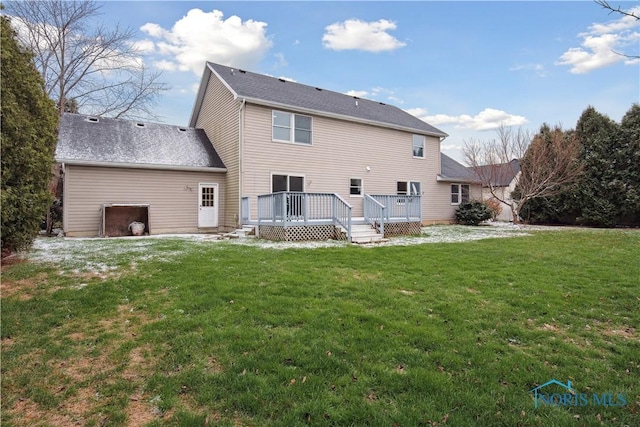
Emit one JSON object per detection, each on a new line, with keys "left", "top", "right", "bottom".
{"left": 101, "top": 204, "right": 150, "bottom": 237}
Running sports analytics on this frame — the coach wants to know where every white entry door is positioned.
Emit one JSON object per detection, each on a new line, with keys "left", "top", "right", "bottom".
{"left": 198, "top": 183, "right": 219, "bottom": 227}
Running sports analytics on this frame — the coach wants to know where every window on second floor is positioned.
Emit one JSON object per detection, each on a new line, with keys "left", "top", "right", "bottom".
{"left": 412, "top": 134, "right": 425, "bottom": 158}
{"left": 272, "top": 110, "right": 312, "bottom": 145}
{"left": 451, "top": 184, "right": 470, "bottom": 205}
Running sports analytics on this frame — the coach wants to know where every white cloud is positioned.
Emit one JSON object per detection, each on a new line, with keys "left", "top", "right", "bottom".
{"left": 322, "top": 19, "right": 406, "bottom": 52}
{"left": 154, "top": 59, "right": 178, "bottom": 71}
{"left": 274, "top": 52, "right": 288, "bottom": 68}
{"left": 345, "top": 90, "right": 369, "bottom": 98}
{"left": 131, "top": 39, "right": 156, "bottom": 54}
{"left": 345, "top": 87, "right": 404, "bottom": 104}
{"left": 140, "top": 9, "right": 272, "bottom": 74}
{"left": 278, "top": 76, "right": 297, "bottom": 82}
{"left": 556, "top": 7, "right": 640, "bottom": 74}
{"left": 509, "top": 63, "right": 548, "bottom": 77}
{"left": 407, "top": 108, "right": 528, "bottom": 131}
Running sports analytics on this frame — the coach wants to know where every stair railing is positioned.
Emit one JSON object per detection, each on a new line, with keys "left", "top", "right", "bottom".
{"left": 363, "top": 194, "right": 385, "bottom": 235}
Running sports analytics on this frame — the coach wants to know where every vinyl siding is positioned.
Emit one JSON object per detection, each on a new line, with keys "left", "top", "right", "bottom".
{"left": 241, "top": 104, "right": 453, "bottom": 222}
{"left": 194, "top": 73, "right": 241, "bottom": 229}
{"left": 63, "top": 165, "right": 225, "bottom": 236}
{"left": 430, "top": 182, "right": 483, "bottom": 223}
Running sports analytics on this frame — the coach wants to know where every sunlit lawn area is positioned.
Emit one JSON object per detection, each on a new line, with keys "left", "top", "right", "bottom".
{"left": 1, "top": 227, "right": 639, "bottom": 426}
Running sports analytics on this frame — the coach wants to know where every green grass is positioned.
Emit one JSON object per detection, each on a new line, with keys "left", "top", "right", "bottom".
{"left": 1, "top": 228, "right": 639, "bottom": 426}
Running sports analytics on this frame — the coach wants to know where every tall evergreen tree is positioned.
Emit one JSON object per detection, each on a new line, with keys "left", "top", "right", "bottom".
{"left": 619, "top": 104, "right": 640, "bottom": 224}
{"left": 1, "top": 14, "right": 59, "bottom": 255}
{"left": 520, "top": 104, "right": 639, "bottom": 227}
{"left": 575, "top": 107, "right": 625, "bottom": 226}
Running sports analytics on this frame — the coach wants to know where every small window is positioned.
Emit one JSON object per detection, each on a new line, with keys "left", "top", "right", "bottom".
{"left": 272, "top": 110, "right": 312, "bottom": 144}
{"left": 350, "top": 178, "right": 362, "bottom": 196}
{"left": 412, "top": 135, "right": 425, "bottom": 158}
{"left": 451, "top": 184, "right": 470, "bottom": 205}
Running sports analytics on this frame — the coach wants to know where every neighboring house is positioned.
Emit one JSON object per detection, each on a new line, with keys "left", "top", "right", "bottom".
{"left": 56, "top": 62, "right": 480, "bottom": 240}
{"left": 470, "top": 159, "right": 520, "bottom": 221}
{"left": 56, "top": 113, "right": 226, "bottom": 237}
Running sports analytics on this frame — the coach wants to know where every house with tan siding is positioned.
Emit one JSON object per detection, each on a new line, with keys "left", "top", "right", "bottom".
{"left": 56, "top": 114, "right": 226, "bottom": 237}
{"left": 56, "top": 62, "right": 479, "bottom": 241}
{"left": 189, "top": 62, "right": 479, "bottom": 241}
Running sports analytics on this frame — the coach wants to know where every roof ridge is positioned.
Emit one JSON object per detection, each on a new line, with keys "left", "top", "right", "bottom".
{"left": 205, "top": 62, "right": 447, "bottom": 138}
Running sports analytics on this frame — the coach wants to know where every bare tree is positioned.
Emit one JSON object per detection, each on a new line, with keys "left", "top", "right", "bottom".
{"left": 595, "top": 0, "right": 639, "bottom": 59}
{"left": 464, "top": 125, "right": 583, "bottom": 223}
{"left": 596, "top": 0, "right": 639, "bottom": 20}
{"left": 6, "top": 0, "right": 167, "bottom": 120}
{"left": 464, "top": 126, "right": 529, "bottom": 222}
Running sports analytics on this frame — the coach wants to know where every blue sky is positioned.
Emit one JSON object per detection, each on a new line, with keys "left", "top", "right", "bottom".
{"left": 97, "top": 1, "right": 640, "bottom": 162}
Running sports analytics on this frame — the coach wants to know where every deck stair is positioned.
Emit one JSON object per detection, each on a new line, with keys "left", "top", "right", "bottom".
{"left": 350, "top": 224, "right": 384, "bottom": 244}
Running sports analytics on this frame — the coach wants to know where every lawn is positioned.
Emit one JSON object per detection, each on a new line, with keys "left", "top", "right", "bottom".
{"left": 1, "top": 227, "right": 639, "bottom": 426}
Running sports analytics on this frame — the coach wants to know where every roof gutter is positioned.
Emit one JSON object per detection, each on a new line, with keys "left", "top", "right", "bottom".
{"left": 436, "top": 175, "right": 480, "bottom": 184}
{"left": 58, "top": 159, "right": 227, "bottom": 173}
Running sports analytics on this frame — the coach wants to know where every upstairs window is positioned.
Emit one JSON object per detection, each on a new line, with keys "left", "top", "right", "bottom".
{"left": 451, "top": 184, "right": 470, "bottom": 205}
{"left": 272, "top": 111, "right": 312, "bottom": 144}
{"left": 412, "top": 134, "right": 425, "bottom": 158}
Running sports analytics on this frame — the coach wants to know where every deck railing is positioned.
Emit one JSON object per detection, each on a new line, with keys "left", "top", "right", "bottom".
{"left": 256, "top": 192, "right": 352, "bottom": 240}
{"left": 363, "top": 194, "right": 386, "bottom": 235}
{"left": 370, "top": 194, "right": 421, "bottom": 222}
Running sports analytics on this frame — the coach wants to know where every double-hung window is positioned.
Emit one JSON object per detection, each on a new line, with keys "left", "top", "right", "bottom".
{"left": 451, "top": 184, "right": 470, "bottom": 205}
{"left": 349, "top": 178, "right": 363, "bottom": 196}
{"left": 272, "top": 110, "right": 312, "bottom": 144}
{"left": 412, "top": 135, "right": 425, "bottom": 158}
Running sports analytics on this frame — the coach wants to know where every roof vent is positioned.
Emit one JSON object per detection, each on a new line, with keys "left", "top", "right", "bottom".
{"left": 278, "top": 78, "right": 286, "bottom": 83}
{"left": 86, "top": 117, "right": 99, "bottom": 123}
{"left": 136, "top": 123, "right": 145, "bottom": 127}
{"left": 177, "top": 127, "right": 187, "bottom": 132}
{"left": 353, "top": 96, "right": 360, "bottom": 99}
{"left": 239, "top": 69, "right": 246, "bottom": 74}
{"left": 315, "top": 87, "right": 323, "bottom": 91}
{"left": 379, "top": 102, "right": 386, "bottom": 105}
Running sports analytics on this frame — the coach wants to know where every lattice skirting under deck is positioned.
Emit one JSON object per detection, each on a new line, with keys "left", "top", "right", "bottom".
{"left": 383, "top": 221, "right": 422, "bottom": 237}
{"left": 258, "top": 225, "right": 346, "bottom": 242}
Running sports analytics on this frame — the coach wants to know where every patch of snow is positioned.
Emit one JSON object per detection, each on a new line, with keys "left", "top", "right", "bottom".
{"left": 27, "top": 225, "right": 532, "bottom": 273}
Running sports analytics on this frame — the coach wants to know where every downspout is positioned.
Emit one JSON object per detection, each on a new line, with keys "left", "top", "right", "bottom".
{"left": 238, "top": 98, "right": 246, "bottom": 229}
{"left": 60, "top": 162, "right": 66, "bottom": 235}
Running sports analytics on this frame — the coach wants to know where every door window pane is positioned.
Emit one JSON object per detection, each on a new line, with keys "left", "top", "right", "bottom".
{"left": 397, "top": 181, "right": 408, "bottom": 195}
{"left": 289, "top": 176, "right": 304, "bottom": 192}
{"left": 201, "top": 187, "right": 215, "bottom": 207}
{"left": 272, "top": 175, "right": 288, "bottom": 192}
{"left": 410, "top": 181, "right": 421, "bottom": 195}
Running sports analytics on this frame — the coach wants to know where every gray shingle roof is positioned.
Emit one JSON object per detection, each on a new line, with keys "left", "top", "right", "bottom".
{"left": 200, "top": 62, "right": 447, "bottom": 137}
{"left": 471, "top": 159, "right": 520, "bottom": 186}
{"left": 439, "top": 153, "right": 478, "bottom": 183}
{"left": 56, "top": 113, "right": 225, "bottom": 170}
